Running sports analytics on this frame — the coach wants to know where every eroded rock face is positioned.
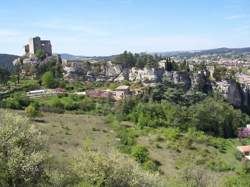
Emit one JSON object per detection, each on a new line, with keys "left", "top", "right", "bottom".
{"left": 227, "top": 80, "right": 243, "bottom": 108}
{"left": 128, "top": 67, "right": 162, "bottom": 83}
{"left": 163, "top": 71, "right": 192, "bottom": 90}
{"left": 225, "top": 80, "right": 250, "bottom": 113}
{"left": 191, "top": 71, "right": 212, "bottom": 93}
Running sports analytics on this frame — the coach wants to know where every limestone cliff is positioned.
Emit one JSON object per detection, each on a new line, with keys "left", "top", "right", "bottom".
{"left": 226, "top": 80, "right": 250, "bottom": 113}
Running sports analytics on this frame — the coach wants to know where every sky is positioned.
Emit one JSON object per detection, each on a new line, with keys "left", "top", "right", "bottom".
{"left": 0, "top": 0, "right": 250, "bottom": 56}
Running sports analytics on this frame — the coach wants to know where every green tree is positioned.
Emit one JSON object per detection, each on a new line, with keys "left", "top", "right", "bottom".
{"left": 42, "top": 71, "right": 57, "bottom": 88}
{"left": 191, "top": 98, "right": 248, "bottom": 138}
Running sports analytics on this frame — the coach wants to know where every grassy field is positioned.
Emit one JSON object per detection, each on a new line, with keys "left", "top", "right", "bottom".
{"left": 14, "top": 111, "right": 117, "bottom": 162}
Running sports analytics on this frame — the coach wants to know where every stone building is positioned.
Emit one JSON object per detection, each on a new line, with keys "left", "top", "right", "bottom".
{"left": 24, "top": 36, "right": 52, "bottom": 57}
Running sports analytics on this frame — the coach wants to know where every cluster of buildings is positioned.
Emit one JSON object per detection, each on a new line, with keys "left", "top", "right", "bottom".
{"left": 236, "top": 73, "right": 250, "bottom": 86}
{"left": 217, "top": 58, "right": 250, "bottom": 69}
{"left": 86, "top": 85, "right": 130, "bottom": 101}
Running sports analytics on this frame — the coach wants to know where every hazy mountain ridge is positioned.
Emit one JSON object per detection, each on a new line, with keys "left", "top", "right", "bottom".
{"left": 60, "top": 53, "right": 112, "bottom": 61}
{"left": 154, "top": 47, "right": 250, "bottom": 57}
{"left": 0, "top": 54, "right": 19, "bottom": 72}
{"left": 60, "top": 47, "right": 250, "bottom": 61}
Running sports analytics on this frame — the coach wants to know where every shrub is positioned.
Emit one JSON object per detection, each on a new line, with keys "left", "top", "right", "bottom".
{"left": 131, "top": 145, "right": 149, "bottom": 163}
{"left": 117, "top": 129, "right": 136, "bottom": 154}
{"left": 143, "top": 160, "right": 160, "bottom": 172}
{"left": 79, "top": 97, "right": 96, "bottom": 111}
{"left": 0, "top": 111, "right": 48, "bottom": 186}
{"left": 164, "top": 128, "right": 180, "bottom": 141}
{"left": 25, "top": 104, "right": 40, "bottom": 118}
{"left": 2, "top": 97, "right": 21, "bottom": 109}
{"left": 71, "top": 147, "right": 160, "bottom": 187}
{"left": 206, "top": 159, "right": 233, "bottom": 172}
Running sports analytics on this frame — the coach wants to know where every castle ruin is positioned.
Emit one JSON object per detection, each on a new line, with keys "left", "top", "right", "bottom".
{"left": 24, "top": 36, "right": 52, "bottom": 57}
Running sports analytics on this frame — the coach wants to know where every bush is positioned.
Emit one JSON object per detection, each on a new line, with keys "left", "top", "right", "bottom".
{"left": 206, "top": 159, "right": 233, "bottom": 172}
{"left": 2, "top": 97, "right": 21, "bottom": 109}
{"left": 71, "top": 147, "right": 160, "bottom": 187}
{"left": 117, "top": 129, "right": 136, "bottom": 154}
{"left": 1, "top": 93, "right": 30, "bottom": 109}
{"left": 79, "top": 97, "right": 96, "bottom": 112}
{"left": 25, "top": 104, "right": 40, "bottom": 118}
{"left": 0, "top": 111, "right": 48, "bottom": 186}
{"left": 164, "top": 128, "right": 180, "bottom": 141}
{"left": 131, "top": 145, "right": 149, "bottom": 163}
{"left": 143, "top": 160, "right": 160, "bottom": 172}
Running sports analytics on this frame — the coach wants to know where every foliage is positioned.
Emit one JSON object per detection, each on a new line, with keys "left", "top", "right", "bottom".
{"left": 130, "top": 101, "right": 178, "bottom": 128}
{"left": 112, "top": 51, "right": 160, "bottom": 69}
{"left": 191, "top": 97, "right": 248, "bottom": 138}
{"left": 0, "top": 93, "right": 30, "bottom": 109}
{"left": 71, "top": 146, "right": 161, "bottom": 187}
{"left": 131, "top": 145, "right": 149, "bottom": 163}
{"left": 222, "top": 174, "right": 250, "bottom": 187}
{"left": 25, "top": 104, "right": 40, "bottom": 118}
{"left": 42, "top": 71, "right": 57, "bottom": 88}
{"left": 0, "top": 111, "right": 48, "bottom": 186}
{"left": 143, "top": 160, "right": 160, "bottom": 172}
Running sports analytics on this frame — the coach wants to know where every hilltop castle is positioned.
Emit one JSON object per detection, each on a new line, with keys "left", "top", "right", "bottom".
{"left": 24, "top": 36, "right": 52, "bottom": 57}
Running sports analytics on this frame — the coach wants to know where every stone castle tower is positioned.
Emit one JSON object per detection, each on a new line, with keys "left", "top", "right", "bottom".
{"left": 24, "top": 36, "right": 52, "bottom": 57}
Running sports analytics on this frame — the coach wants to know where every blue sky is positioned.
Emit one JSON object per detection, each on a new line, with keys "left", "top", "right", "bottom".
{"left": 0, "top": 0, "right": 250, "bottom": 55}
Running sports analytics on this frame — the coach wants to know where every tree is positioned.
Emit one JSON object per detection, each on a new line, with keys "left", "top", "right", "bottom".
{"left": 0, "top": 111, "right": 48, "bottom": 186}
{"left": 191, "top": 98, "right": 248, "bottom": 138}
{"left": 42, "top": 71, "right": 57, "bottom": 88}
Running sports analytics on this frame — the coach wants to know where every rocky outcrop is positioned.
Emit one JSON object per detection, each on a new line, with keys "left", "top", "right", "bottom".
{"left": 128, "top": 67, "right": 164, "bottom": 83}
{"left": 191, "top": 71, "right": 212, "bottom": 93}
{"left": 226, "top": 80, "right": 250, "bottom": 113}
{"left": 163, "top": 71, "right": 191, "bottom": 90}
{"left": 62, "top": 60, "right": 212, "bottom": 92}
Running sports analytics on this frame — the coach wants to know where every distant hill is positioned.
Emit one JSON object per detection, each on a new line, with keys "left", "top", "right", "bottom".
{"left": 0, "top": 54, "right": 19, "bottom": 72}
{"left": 154, "top": 47, "right": 250, "bottom": 57}
{"left": 60, "top": 53, "right": 112, "bottom": 61}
